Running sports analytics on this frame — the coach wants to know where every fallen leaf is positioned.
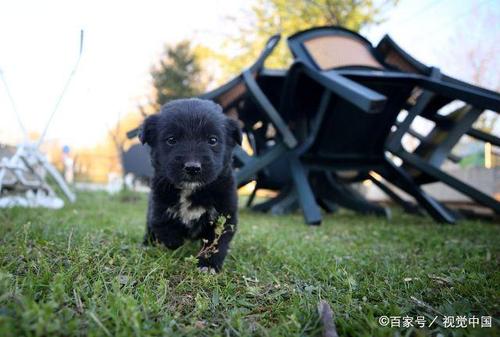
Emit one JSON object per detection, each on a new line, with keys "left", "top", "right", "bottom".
{"left": 428, "top": 275, "right": 452, "bottom": 285}
{"left": 194, "top": 320, "right": 206, "bottom": 329}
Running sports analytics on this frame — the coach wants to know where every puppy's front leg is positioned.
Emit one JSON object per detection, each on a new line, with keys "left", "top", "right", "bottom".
{"left": 143, "top": 226, "right": 157, "bottom": 246}
{"left": 197, "top": 223, "right": 236, "bottom": 272}
{"left": 148, "top": 221, "right": 185, "bottom": 250}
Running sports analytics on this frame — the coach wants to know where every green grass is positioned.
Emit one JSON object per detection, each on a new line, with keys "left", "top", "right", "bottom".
{"left": 0, "top": 191, "right": 498, "bottom": 337}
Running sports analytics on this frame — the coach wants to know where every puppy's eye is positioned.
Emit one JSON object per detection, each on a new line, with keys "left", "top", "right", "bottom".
{"left": 208, "top": 136, "right": 218, "bottom": 146}
{"left": 166, "top": 137, "right": 176, "bottom": 145}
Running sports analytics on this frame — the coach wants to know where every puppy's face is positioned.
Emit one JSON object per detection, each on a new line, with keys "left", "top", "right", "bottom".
{"left": 140, "top": 99, "right": 241, "bottom": 188}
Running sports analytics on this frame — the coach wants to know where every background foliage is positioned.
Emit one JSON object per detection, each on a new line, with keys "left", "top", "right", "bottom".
{"left": 215, "top": 0, "right": 398, "bottom": 75}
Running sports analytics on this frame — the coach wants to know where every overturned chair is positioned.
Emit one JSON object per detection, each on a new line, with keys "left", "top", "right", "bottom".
{"left": 269, "top": 26, "right": 499, "bottom": 224}
{"left": 374, "top": 34, "right": 500, "bottom": 217}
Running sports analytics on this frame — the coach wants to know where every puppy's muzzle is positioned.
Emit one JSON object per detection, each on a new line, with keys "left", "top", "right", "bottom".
{"left": 183, "top": 161, "right": 202, "bottom": 176}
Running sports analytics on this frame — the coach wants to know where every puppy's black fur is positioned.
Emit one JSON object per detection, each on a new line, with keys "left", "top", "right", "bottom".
{"left": 140, "top": 98, "right": 241, "bottom": 272}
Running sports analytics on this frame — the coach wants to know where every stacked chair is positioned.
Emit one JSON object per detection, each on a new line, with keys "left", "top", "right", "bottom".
{"left": 375, "top": 35, "right": 500, "bottom": 216}
{"left": 128, "top": 26, "right": 500, "bottom": 225}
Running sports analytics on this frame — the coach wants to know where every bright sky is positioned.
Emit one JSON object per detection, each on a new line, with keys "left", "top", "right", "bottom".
{"left": 0, "top": 0, "right": 498, "bottom": 149}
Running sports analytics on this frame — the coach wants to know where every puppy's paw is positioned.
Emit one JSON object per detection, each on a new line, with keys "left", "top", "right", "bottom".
{"left": 199, "top": 266, "right": 217, "bottom": 274}
{"left": 197, "top": 258, "right": 223, "bottom": 273}
{"left": 142, "top": 234, "right": 156, "bottom": 246}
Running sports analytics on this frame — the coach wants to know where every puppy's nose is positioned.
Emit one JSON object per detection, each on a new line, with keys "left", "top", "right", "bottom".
{"left": 183, "top": 161, "right": 202, "bottom": 175}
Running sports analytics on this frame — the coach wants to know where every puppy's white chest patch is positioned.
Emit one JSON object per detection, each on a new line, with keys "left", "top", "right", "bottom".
{"left": 166, "top": 188, "right": 207, "bottom": 226}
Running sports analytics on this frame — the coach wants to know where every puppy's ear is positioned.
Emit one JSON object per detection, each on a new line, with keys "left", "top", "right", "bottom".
{"left": 139, "top": 114, "right": 159, "bottom": 145}
{"left": 225, "top": 117, "right": 242, "bottom": 146}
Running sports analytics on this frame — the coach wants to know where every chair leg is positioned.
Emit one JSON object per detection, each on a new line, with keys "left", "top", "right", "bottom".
{"left": 269, "top": 189, "right": 299, "bottom": 215}
{"left": 369, "top": 174, "right": 422, "bottom": 215}
{"left": 288, "top": 156, "right": 322, "bottom": 226}
{"left": 236, "top": 142, "right": 287, "bottom": 187}
{"left": 317, "top": 197, "right": 339, "bottom": 214}
{"left": 252, "top": 185, "right": 292, "bottom": 212}
{"left": 246, "top": 184, "right": 258, "bottom": 207}
{"left": 400, "top": 151, "right": 500, "bottom": 215}
{"left": 322, "top": 172, "right": 389, "bottom": 218}
{"left": 379, "top": 159, "right": 456, "bottom": 224}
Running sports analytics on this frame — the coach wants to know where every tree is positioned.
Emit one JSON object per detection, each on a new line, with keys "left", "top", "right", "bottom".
{"left": 216, "top": 0, "right": 398, "bottom": 76}
{"left": 107, "top": 111, "right": 143, "bottom": 157}
{"left": 148, "top": 40, "right": 207, "bottom": 111}
{"left": 84, "top": 41, "right": 210, "bottom": 183}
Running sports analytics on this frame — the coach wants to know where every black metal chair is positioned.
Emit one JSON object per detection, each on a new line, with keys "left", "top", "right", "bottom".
{"left": 283, "top": 26, "right": 500, "bottom": 224}
{"left": 280, "top": 65, "right": 450, "bottom": 225}
{"left": 375, "top": 34, "right": 500, "bottom": 216}
{"left": 201, "top": 38, "right": 373, "bottom": 218}
{"left": 121, "top": 144, "right": 154, "bottom": 184}
{"left": 248, "top": 28, "right": 394, "bottom": 219}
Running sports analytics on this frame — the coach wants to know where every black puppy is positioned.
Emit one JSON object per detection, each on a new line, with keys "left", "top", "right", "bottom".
{"left": 139, "top": 98, "right": 241, "bottom": 272}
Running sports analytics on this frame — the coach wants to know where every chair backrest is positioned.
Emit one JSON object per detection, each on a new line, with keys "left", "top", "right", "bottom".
{"left": 376, "top": 34, "right": 498, "bottom": 114}
{"left": 376, "top": 35, "right": 432, "bottom": 75}
{"left": 377, "top": 35, "right": 499, "bottom": 98}
{"left": 288, "top": 26, "right": 384, "bottom": 71}
{"left": 285, "top": 27, "right": 413, "bottom": 165}
{"left": 375, "top": 35, "right": 454, "bottom": 125}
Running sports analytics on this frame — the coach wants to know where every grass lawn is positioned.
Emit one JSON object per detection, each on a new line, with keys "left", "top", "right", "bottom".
{"left": 0, "top": 191, "right": 498, "bottom": 337}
